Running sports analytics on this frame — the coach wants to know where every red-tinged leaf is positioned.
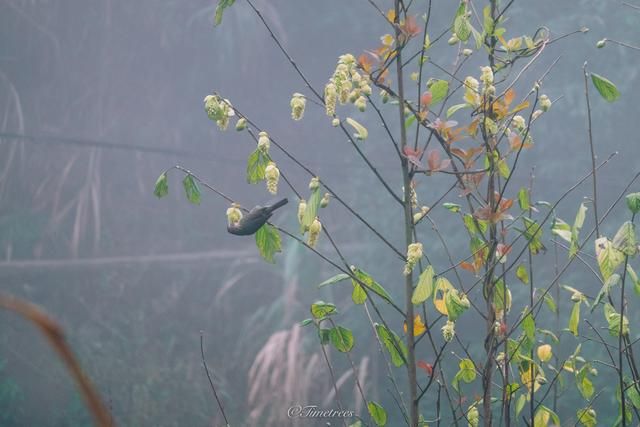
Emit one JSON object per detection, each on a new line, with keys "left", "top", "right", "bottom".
{"left": 421, "top": 91, "right": 433, "bottom": 109}
{"left": 401, "top": 15, "right": 421, "bottom": 38}
{"left": 417, "top": 360, "right": 434, "bottom": 376}
{"left": 460, "top": 261, "right": 477, "bottom": 274}
{"left": 427, "top": 150, "right": 440, "bottom": 170}
{"left": 358, "top": 53, "right": 376, "bottom": 74}
{"left": 439, "top": 159, "right": 452, "bottom": 171}
{"left": 403, "top": 147, "right": 424, "bottom": 169}
{"left": 496, "top": 243, "right": 512, "bottom": 258}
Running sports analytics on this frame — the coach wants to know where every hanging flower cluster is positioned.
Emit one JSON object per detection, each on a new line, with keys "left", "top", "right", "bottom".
{"left": 226, "top": 203, "right": 243, "bottom": 226}
{"left": 257, "top": 131, "right": 270, "bottom": 155}
{"left": 441, "top": 320, "right": 456, "bottom": 342}
{"left": 308, "top": 217, "right": 322, "bottom": 248}
{"left": 324, "top": 54, "right": 372, "bottom": 117}
{"left": 204, "top": 94, "right": 235, "bottom": 131}
{"left": 290, "top": 93, "right": 306, "bottom": 120}
{"left": 404, "top": 242, "right": 423, "bottom": 275}
{"left": 264, "top": 162, "right": 280, "bottom": 194}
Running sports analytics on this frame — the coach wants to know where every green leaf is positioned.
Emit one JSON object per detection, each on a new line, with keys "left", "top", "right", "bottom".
{"left": 482, "top": 5, "right": 494, "bottom": 36}
{"left": 154, "top": 172, "right": 169, "bottom": 198}
{"left": 311, "top": 301, "right": 337, "bottom": 319}
{"left": 429, "top": 80, "right": 449, "bottom": 105}
{"left": 329, "top": 326, "right": 354, "bottom": 352}
{"left": 453, "top": 358, "right": 476, "bottom": 391}
{"left": 577, "top": 365, "right": 594, "bottom": 400}
{"left": 246, "top": 148, "right": 270, "bottom": 184}
{"left": 591, "top": 273, "right": 620, "bottom": 311}
{"left": 182, "top": 174, "right": 201, "bottom": 205}
{"left": 352, "top": 282, "right": 367, "bottom": 304}
{"left": 628, "top": 385, "right": 640, "bottom": 409}
{"left": 454, "top": 14, "right": 471, "bottom": 42}
{"left": 351, "top": 267, "right": 394, "bottom": 304}
{"left": 519, "top": 217, "right": 546, "bottom": 254}
{"left": 300, "top": 318, "right": 313, "bottom": 327}
{"left": 522, "top": 311, "right": 536, "bottom": 350}
{"left": 404, "top": 114, "right": 416, "bottom": 129}
{"left": 412, "top": 265, "right": 435, "bottom": 304}
{"left": 367, "top": 401, "right": 387, "bottom": 426}
{"left": 516, "top": 264, "right": 529, "bottom": 284}
{"left": 577, "top": 407, "right": 597, "bottom": 427}
{"left": 445, "top": 289, "right": 470, "bottom": 322}
{"left": 345, "top": 117, "right": 368, "bottom": 140}
{"left": 317, "top": 274, "right": 350, "bottom": 288}
{"left": 596, "top": 237, "right": 625, "bottom": 280}
{"left": 604, "top": 303, "right": 629, "bottom": 336}
{"left": 627, "top": 265, "right": 640, "bottom": 296}
{"left": 318, "top": 328, "right": 331, "bottom": 344}
{"left": 544, "top": 294, "right": 557, "bottom": 314}
{"left": 515, "top": 394, "right": 526, "bottom": 417}
{"left": 255, "top": 224, "right": 281, "bottom": 263}
{"left": 570, "top": 203, "right": 588, "bottom": 257}
{"left": 550, "top": 217, "right": 571, "bottom": 242}
{"left": 302, "top": 186, "right": 322, "bottom": 233}
{"left": 375, "top": 323, "right": 407, "bottom": 367}
{"left": 518, "top": 187, "right": 530, "bottom": 211}
{"left": 214, "top": 0, "right": 235, "bottom": 26}
{"left": 612, "top": 221, "right": 637, "bottom": 256}
{"left": 493, "top": 279, "right": 511, "bottom": 313}
{"left": 569, "top": 300, "right": 581, "bottom": 336}
{"left": 446, "top": 103, "right": 468, "bottom": 118}
{"left": 591, "top": 72, "right": 621, "bottom": 102}
{"left": 443, "top": 202, "right": 461, "bottom": 213}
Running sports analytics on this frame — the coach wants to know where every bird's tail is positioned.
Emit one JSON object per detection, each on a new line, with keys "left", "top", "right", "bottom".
{"left": 268, "top": 198, "right": 288, "bottom": 212}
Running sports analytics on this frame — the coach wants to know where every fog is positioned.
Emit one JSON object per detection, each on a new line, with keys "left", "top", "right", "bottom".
{"left": 1, "top": 0, "right": 639, "bottom": 425}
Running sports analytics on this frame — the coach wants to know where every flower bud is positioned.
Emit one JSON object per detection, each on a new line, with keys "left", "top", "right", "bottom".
{"left": 380, "top": 89, "right": 389, "bottom": 104}
{"left": 226, "top": 203, "right": 243, "bottom": 225}
{"left": 413, "top": 206, "right": 430, "bottom": 223}
{"left": 297, "top": 199, "right": 307, "bottom": 226}
{"left": 290, "top": 93, "right": 306, "bottom": 121}
{"left": 355, "top": 95, "right": 367, "bottom": 112}
{"left": 308, "top": 217, "right": 322, "bottom": 248}
{"left": 404, "top": 242, "right": 423, "bottom": 275}
{"left": 360, "top": 83, "right": 372, "bottom": 96}
{"left": 309, "top": 176, "right": 320, "bottom": 191}
{"left": 332, "top": 118, "right": 340, "bottom": 127}
{"left": 539, "top": 94, "right": 551, "bottom": 112}
{"left": 480, "top": 66, "right": 494, "bottom": 86}
{"left": 320, "top": 193, "right": 331, "bottom": 208}
{"left": 448, "top": 34, "right": 459, "bottom": 45}
{"left": 596, "top": 39, "right": 607, "bottom": 48}
{"left": 537, "top": 344, "right": 553, "bottom": 362}
{"left": 462, "top": 48, "right": 473, "bottom": 57}
{"left": 512, "top": 115, "right": 526, "bottom": 131}
{"left": 531, "top": 109, "right": 543, "bottom": 121}
{"left": 235, "top": 117, "right": 247, "bottom": 131}
{"left": 258, "top": 131, "right": 270, "bottom": 154}
{"left": 265, "top": 162, "right": 280, "bottom": 195}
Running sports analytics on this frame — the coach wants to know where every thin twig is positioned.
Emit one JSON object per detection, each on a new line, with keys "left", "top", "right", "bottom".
{"left": 200, "top": 332, "right": 230, "bottom": 426}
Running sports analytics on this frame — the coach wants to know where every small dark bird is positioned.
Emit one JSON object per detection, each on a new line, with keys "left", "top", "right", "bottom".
{"left": 227, "top": 198, "right": 288, "bottom": 236}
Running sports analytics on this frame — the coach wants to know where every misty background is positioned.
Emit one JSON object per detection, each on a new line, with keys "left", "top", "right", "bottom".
{"left": 0, "top": 0, "right": 639, "bottom": 425}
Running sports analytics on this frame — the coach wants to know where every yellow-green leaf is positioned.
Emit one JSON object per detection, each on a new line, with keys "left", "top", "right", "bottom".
{"left": 255, "top": 224, "right": 281, "bottom": 263}
{"left": 591, "top": 72, "right": 620, "bottom": 102}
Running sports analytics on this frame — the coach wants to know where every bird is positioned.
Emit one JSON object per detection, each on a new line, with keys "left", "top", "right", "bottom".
{"left": 227, "top": 198, "right": 288, "bottom": 236}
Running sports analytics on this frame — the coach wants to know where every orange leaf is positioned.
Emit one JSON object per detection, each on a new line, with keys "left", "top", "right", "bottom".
{"left": 417, "top": 360, "right": 434, "bottom": 376}
{"left": 504, "top": 88, "right": 516, "bottom": 106}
